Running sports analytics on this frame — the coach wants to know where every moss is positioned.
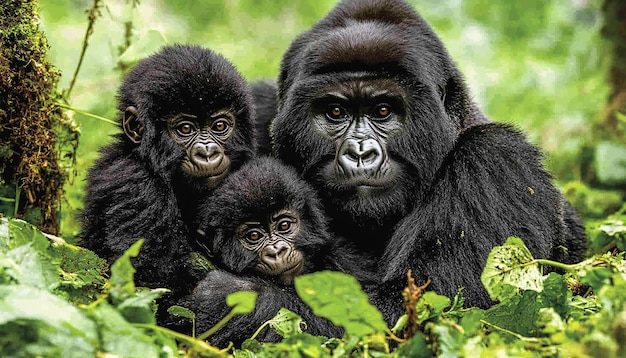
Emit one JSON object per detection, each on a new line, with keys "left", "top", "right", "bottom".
{"left": 0, "top": 0, "right": 78, "bottom": 234}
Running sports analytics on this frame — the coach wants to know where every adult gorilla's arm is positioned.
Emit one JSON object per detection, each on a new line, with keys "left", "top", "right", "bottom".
{"left": 175, "top": 270, "right": 343, "bottom": 348}
{"left": 372, "top": 123, "right": 586, "bottom": 323}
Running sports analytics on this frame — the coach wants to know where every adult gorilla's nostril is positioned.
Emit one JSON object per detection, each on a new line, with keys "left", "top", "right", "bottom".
{"left": 337, "top": 138, "right": 384, "bottom": 175}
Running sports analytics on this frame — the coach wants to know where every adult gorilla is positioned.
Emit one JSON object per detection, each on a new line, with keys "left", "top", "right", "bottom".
{"left": 268, "top": 0, "right": 587, "bottom": 323}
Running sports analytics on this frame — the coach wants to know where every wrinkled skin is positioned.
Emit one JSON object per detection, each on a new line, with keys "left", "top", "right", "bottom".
{"left": 235, "top": 208, "right": 304, "bottom": 283}
{"left": 81, "top": 44, "right": 255, "bottom": 325}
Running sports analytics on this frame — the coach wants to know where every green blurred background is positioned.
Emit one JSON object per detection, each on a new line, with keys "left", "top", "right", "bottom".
{"left": 34, "top": 0, "right": 619, "bottom": 239}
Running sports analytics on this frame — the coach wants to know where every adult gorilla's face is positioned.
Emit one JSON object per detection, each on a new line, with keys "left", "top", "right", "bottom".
{"left": 306, "top": 76, "right": 414, "bottom": 220}
{"left": 310, "top": 78, "right": 406, "bottom": 190}
{"left": 273, "top": 72, "right": 428, "bottom": 227}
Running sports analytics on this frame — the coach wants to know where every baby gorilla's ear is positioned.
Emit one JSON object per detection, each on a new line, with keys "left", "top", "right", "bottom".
{"left": 123, "top": 106, "right": 143, "bottom": 144}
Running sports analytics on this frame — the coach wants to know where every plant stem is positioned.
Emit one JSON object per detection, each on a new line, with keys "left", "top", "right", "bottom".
{"left": 55, "top": 102, "right": 117, "bottom": 125}
{"left": 480, "top": 320, "right": 540, "bottom": 343}
{"left": 197, "top": 309, "right": 236, "bottom": 341}
{"left": 66, "top": 0, "right": 102, "bottom": 98}
{"left": 133, "top": 323, "right": 222, "bottom": 353}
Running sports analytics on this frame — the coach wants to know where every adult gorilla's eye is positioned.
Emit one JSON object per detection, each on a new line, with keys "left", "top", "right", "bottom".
{"left": 177, "top": 123, "right": 195, "bottom": 136}
{"left": 246, "top": 229, "right": 263, "bottom": 242}
{"left": 277, "top": 219, "right": 292, "bottom": 232}
{"left": 375, "top": 104, "right": 391, "bottom": 119}
{"left": 212, "top": 119, "right": 230, "bottom": 134}
{"left": 326, "top": 104, "right": 346, "bottom": 121}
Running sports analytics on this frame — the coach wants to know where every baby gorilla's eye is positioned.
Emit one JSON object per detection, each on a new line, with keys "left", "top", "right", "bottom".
{"left": 212, "top": 120, "right": 230, "bottom": 133}
{"left": 177, "top": 123, "right": 194, "bottom": 135}
{"left": 326, "top": 104, "right": 346, "bottom": 121}
{"left": 277, "top": 219, "right": 292, "bottom": 232}
{"left": 246, "top": 229, "right": 263, "bottom": 242}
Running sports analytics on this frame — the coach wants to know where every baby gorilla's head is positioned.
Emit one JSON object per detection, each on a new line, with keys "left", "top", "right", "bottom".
{"left": 196, "top": 156, "right": 333, "bottom": 284}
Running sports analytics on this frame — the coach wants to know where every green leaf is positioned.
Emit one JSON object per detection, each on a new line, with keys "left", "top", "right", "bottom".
{"left": 168, "top": 305, "right": 196, "bottom": 320}
{"left": 267, "top": 308, "right": 304, "bottom": 338}
{"left": 117, "top": 29, "right": 168, "bottom": 68}
{"left": 0, "top": 217, "right": 50, "bottom": 252}
{"left": 226, "top": 290, "right": 258, "bottom": 314}
{"left": 484, "top": 290, "right": 542, "bottom": 337}
{"left": 395, "top": 333, "right": 430, "bottom": 358}
{"left": 109, "top": 239, "right": 144, "bottom": 305}
{"left": 52, "top": 242, "right": 108, "bottom": 305}
{"left": 85, "top": 302, "right": 165, "bottom": 357}
{"left": 295, "top": 270, "right": 387, "bottom": 337}
{"left": 459, "top": 308, "right": 485, "bottom": 336}
{"left": 598, "top": 219, "right": 626, "bottom": 251}
{"left": 416, "top": 291, "right": 451, "bottom": 323}
{"left": 117, "top": 288, "right": 168, "bottom": 324}
{"left": 0, "top": 285, "right": 98, "bottom": 358}
{"left": 481, "top": 237, "right": 544, "bottom": 302}
{"left": 0, "top": 244, "right": 59, "bottom": 291}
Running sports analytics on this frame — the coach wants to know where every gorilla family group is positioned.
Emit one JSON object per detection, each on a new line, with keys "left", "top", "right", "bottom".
{"left": 81, "top": 0, "right": 587, "bottom": 347}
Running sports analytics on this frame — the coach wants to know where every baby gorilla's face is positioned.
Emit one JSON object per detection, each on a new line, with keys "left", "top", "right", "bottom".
{"left": 236, "top": 208, "right": 304, "bottom": 284}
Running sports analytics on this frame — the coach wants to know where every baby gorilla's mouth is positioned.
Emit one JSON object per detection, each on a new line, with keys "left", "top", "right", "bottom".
{"left": 278, "top": 261, "right": 304, "bottom": 284}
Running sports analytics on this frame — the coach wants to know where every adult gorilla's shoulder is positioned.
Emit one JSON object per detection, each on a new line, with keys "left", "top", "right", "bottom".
{"left": 269, "top": 0, "right": 586, "bottom": 324}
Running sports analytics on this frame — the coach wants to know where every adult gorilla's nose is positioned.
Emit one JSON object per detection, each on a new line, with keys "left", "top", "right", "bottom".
{"left": 337, "top": 137, "right": 384, "bottom": 174}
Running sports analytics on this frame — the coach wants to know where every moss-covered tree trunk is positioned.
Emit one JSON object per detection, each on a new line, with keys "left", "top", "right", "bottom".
{"left": 0, "top": 0, "right": 76, "bottom": 235}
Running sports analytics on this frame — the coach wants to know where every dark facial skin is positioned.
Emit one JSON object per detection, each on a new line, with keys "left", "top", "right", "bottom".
{"left": 310, "top": 78, "right": 407, "bottom": 193}
{"left": 122, "top": 105, "right": 236, "bottom": 189}
{"left": 236, "top": 208, "right": 304, "bottom": 284}
{"left": 166, "top": 109, "right": 235, "bottom": 188}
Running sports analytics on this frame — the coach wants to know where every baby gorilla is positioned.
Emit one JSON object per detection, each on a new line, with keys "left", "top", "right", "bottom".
{"left": 81, "top": 44, "right": 254, "bottom": 322}
{"left": 195, "top": 156, "right": 369, "bottom": 284}
{"left": 179, "top": 156, "right": 372, "bottom": 346}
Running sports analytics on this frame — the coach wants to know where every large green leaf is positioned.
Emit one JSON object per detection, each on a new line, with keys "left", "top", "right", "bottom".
{"left": 481, "top": 237, "right": 544, "bottom": 302}
{"left": 0, "top": 285, "right": 98, "bottom": 358}
{"left": 294, "top": 271, "right": 387, "bottom": 338}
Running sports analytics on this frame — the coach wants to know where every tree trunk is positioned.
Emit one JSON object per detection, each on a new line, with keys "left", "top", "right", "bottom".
{"left": 0, "top": 0, "right": 77, "bottom": 235}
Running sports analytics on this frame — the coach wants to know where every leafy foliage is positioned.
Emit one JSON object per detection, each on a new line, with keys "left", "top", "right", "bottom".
{"left": 2, "top": 216, "right": 626, "bottom": 357}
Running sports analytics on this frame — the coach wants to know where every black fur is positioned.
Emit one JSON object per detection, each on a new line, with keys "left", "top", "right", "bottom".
{"left": 80, "top": 44, "right": 255, "bottom": 315}
{"left": 174, "top": 156, "right": 372, "bottom": 347}
{"left": 251, "top": 80, "right": 278, "bottom": 155}
{"left": 267, "top": 0, "right": 587, "bottom": 325}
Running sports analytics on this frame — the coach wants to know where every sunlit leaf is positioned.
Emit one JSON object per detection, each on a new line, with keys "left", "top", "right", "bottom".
{"left": 295, "top": 270, "right": 387, "bottom": 337}
{"left": 481, "top": 237, "right": 544, "bottom": 302}
{"left": 0, "top": 285, "right": 98, "bottom": 358}
{"left": 267, "top": 308, "right": 304, "bottom": 338}
{"left": 226, "top": 290, "right": 258, "bottom": 315}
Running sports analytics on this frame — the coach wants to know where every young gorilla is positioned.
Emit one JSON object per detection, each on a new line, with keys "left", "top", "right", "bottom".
{"left": 176, "top": 156, "right": 372, "bottom": 347}
{"left": 81, "top": 44, "right": 255, "bottom": 316}
{"left": 256, "top": 0, "right": 587, "bottom": 325}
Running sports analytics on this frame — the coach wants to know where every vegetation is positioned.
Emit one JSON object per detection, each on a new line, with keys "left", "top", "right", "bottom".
{"left": 2, "top": 212, "right": 626, "bottom": 357}
{"left": 0, "top": 0, "right": 78, "bottom": 235}
{"left": 1, "top": 0, "right": 625, "bottom": 357}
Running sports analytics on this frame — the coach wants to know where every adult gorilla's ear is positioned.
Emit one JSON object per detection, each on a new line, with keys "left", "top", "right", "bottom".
{"left": 123, "top": 106, "right": 144, "bottom": 144}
